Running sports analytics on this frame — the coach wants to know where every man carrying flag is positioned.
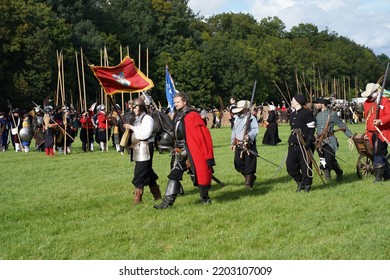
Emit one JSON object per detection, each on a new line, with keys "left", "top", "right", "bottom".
{"left": 90, "top": 56, "right": 162, "bottom": 205}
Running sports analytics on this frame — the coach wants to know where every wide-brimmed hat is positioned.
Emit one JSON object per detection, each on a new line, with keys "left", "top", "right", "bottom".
{"left": 232, "top": 100, "right": 250, "bottom": 114}
{"left": 361, "top": 83, "right": 381, "bottom": 97}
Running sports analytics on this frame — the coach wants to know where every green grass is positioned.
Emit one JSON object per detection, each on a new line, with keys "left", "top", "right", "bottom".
{"left": 1, "top": 123, "right": 390, "bottom": 260}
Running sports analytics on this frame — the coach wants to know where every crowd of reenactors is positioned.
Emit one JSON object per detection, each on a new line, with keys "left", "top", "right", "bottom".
{"left": 1, "top": 83, "right": 389, "bottom": 208}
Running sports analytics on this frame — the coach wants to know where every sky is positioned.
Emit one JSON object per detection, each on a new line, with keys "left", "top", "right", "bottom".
{"left": 188, "top": 0, "right": 390, "bottom": 57}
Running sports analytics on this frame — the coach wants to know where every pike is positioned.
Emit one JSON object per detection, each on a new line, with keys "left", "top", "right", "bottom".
{"left": 273, "top": 80, "right": 291, "bottom": 107}
{"left": 242, "top": 80, "right": 257, "bottom": 146}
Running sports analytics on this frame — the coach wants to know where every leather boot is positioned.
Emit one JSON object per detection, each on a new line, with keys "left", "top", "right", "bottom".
{"left": 133, "top": 188, "right": 143, "bottom": 205}
{"left": 373, "top": 167, "right": 384, "bottom": 182}
{"left": 149, "top": 185, "right": 162, "bottom": 201}
{"left": 153, "top": 180, "right": 183, "bottom": 209}
{"left": 296, "top": 182, "right": 305, "bottom": 192}
{"left": 199, "top": 186, "right": 211, "bottom": 204}
{"left": 244, "top": 174, "right": 256, "bottom": 189}
{"left": 333, "top": 164, "right": 343, "bottom": 181}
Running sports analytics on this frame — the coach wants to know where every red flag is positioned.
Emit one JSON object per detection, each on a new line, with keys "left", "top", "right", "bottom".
{"left": 89, "top": 56, "right": 154, "bottom": 95}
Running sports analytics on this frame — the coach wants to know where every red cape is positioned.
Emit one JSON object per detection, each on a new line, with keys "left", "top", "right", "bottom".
{"left": 184, "top": 111, "right": 215, "bottom": 187}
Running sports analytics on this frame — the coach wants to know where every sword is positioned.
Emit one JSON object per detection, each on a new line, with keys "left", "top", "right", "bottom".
{"left": 212, "top": 175, "right": 225, "bottom": 187}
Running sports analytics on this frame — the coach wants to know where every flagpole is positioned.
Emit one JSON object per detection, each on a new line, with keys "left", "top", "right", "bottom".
{"left": 138, "top": 43, "right": 142, "bottom": 98}
{"left": 126, "top": 45, "right": 131, "bottom": 104}
{"left": 120, "top": 44, "right": 124, "bottom": 111}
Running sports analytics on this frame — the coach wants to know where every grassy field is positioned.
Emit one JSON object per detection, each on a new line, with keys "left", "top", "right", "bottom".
{"left": 1, "top": 123, "right": 390, "bottom": 260}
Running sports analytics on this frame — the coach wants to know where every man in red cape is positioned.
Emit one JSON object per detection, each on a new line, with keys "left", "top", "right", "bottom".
{"left": 154, "top": 92, "right": 215, "bottom": 209}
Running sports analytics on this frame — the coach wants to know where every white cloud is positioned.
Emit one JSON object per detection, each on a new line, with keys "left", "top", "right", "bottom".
{"left": 187, "top": 0, "right": 390, "bottom": 56}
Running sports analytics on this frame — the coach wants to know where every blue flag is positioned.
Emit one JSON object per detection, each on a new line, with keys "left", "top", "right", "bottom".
{"left": 165, "top": 66, "right": 176, "bottom": 113}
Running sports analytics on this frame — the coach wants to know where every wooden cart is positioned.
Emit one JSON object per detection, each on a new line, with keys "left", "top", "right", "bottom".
{"left": 352, "top": 133, "right": 374, "bottom": 179}
{"left": 352, "top": 133, "right": 390, "bottom": 179}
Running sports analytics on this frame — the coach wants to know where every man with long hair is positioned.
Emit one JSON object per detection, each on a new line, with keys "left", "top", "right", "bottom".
{"left": 154, "top": 92, "right": 215, "bottom": 209}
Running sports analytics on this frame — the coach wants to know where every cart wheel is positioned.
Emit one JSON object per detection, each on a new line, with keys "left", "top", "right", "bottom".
{"left": 356, "top": 154, "right": 374, "bottom": 179}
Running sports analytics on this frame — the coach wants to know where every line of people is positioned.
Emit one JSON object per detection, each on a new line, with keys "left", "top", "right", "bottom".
{"left": 2, "top": 82, "right": 388, "bottom": 210}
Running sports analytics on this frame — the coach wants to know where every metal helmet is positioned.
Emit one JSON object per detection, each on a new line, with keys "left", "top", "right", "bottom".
{"left": 97, "top": 104, "right": 105, "bottom": 112}
{"left": 44, "top": 106, "right": 53, "bottom": 113}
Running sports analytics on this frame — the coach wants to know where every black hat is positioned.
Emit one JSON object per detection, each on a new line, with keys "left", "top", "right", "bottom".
{"left": 293, "top": 95, "right": 307, "bottom": 106}
{"left": 314, "top": 98, "right": 331, "bottom": 105}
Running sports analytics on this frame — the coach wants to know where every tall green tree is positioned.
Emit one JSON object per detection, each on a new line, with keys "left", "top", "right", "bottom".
{"left": 0, "top": 0, "right": 70, "bottom": 111}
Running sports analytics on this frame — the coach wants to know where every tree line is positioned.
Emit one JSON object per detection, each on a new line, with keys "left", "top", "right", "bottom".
{"left": 1, "top": 0, "right": 388, "bottom": 113}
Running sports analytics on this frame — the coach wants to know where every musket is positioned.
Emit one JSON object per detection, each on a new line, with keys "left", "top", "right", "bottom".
{"left": 296, "top": 129, "right": 327, "bottom": 185}
{"left": 242, "top": 146, "right": 282, "bottom": 168}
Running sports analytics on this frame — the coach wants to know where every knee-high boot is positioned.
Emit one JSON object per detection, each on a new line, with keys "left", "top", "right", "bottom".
{"left": 333, "top": 164, "right": 343, "bottom": 181}
{"left": 153, "top": 180, "right": 183, "bottom": 209}
{"left": 244, "top": 173, "right": 256, "bottom": 189}
{"left": 374, "top": 167, "right": 384, "bottom": 182}
{"left": 149, "top": 185, "right": 162, "bottom": 201}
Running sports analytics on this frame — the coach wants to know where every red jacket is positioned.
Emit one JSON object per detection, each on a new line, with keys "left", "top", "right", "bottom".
{"left": 80, "top": 114, "right": 94, "bottom": 129}
{"left": 364, "top": 97, "right": 390, "bottom": 144}
{"left": 97, "top": 111, "right": 109, "bottom": 129}
{"left": 184, "top": 110, "right": 215, "bottom": 187}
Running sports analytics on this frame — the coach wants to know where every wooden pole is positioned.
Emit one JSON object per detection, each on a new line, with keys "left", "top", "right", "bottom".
{"left": 61, "top": 51, "right": 65, "bottom": 106}
{"left": 75, "top": 51, "right": 83, "bottom": 113}
{"left": 120, "top": 45, "right": 124, "bottom": 111}
{"left": 138, "top": 43, "right": 141, "bottom": 98}
{"left": 146, "top": 47, "right": 149, "bottom": 77}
